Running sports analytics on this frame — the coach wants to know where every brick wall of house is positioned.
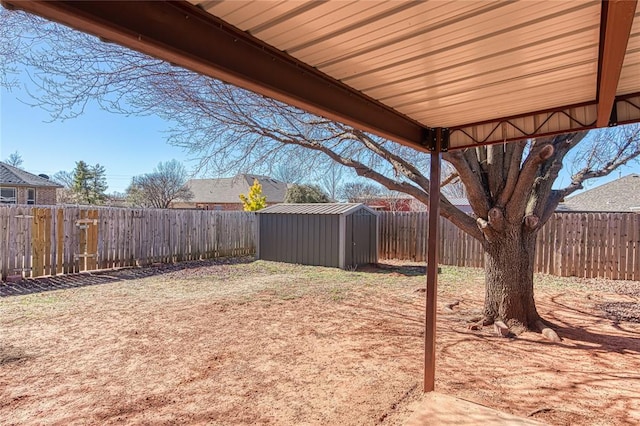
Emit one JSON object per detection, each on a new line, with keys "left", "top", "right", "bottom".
{"left": 15, "top": 187, "right": 26, "bottom": 204}
{"left": 9, "top": 187, "right": 57, "bottom": 205}
{"left": 37, "top": 187, "right": 57, "bottom": 205}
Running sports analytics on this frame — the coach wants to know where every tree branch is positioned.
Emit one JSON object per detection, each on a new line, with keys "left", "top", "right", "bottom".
{"left": 505, "top": 143, "right": 554, "bottom": 222}
{"left": 496, "top": 140, "right": 526, "bottom": 207}
{"left": 443, "top": 150, "right": 490, "bottom": 218}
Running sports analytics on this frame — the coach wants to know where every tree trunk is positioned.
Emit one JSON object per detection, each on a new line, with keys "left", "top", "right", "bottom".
{"left": 483, "top": 225, "right": 540, "bottom": 331}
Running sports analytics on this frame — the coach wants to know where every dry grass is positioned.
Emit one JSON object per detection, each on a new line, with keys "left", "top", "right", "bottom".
{"left": 1, "top": 259, "right": 639, "bottom": 425}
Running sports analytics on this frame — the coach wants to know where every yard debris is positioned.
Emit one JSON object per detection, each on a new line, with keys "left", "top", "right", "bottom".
{"left": 528, "top": 407, "right": 553, "bottom": 417}
{"left": 443, "top": 300, "right": 460, "bottom": 313}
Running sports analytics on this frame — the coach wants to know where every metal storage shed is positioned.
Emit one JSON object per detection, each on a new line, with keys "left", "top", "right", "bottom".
{"left": 257, "top": 203, "right": 378, "bottom": 269}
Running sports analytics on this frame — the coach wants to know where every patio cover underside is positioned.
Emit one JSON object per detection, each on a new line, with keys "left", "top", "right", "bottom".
{"left": 6, "top": 0, "right": 639, "bottom": 395}
{"left": 5, "top": 0, "right": 640, "bottom": 152}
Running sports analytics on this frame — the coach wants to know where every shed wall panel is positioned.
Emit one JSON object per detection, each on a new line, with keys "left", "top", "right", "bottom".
{"left": 258, "top": 213, "right": 341, "bottom": 267}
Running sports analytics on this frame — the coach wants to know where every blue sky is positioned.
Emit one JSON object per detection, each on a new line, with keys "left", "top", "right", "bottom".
{"left": 1, "top": 71, "right": 639, "bottom": 195}
{"left": 1, "top": 81, "right": 192, "bottom": 193}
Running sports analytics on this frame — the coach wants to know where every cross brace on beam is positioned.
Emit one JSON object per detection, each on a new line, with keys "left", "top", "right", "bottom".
{"left": 449, "top": 92, "right": 640, "bottom": 149}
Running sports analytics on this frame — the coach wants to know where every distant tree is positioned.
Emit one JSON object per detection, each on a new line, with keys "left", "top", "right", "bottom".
{"left": 51, "top": 170, "right": 76, "bottom": 204}
{"left": 89, "top": 163, "right": 108, "bottom": 203}
{"left": 239, "top": 179, "right": 267, "bottom": 211}
{"left": 4, "top": 151, "right": 23, "bottom": 168}
{"left": 338, "top": 181, "right": 382, "bottom": 203}
{"left": 272, "top": 162, "right": 305, "bottom": 184}
{"left": 378, "top": 189, "right": 409, "bottom": 212}
{"left": 52, "top": 170, "right": 73, "bottom": 188}
{"left": 72, "top": 161, "right": 108, "bottom": 204}
{"left": 318, "top": 162, "right": 344, "bottom": 201}
{"left": 440, "top": 162, "right": 466, "bottom": 200}
{"left": 285, "top": 184, "right": 330, "bottom": 203}
{"left": 126, "top": 159, "right": 193, "bottom": 208}
{"left": 72, "top": 161, "right": 92, "bottom": 203}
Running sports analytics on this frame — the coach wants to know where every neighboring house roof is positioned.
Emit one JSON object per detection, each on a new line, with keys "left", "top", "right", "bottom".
{"left": 0, "top": 162, "right": 62, "bottom": 188}
{"left": 446, "top": 197, "right": 471, "bottom": 206}
{"left": 182, "top": 174, "right": 287, "bottom": 204}
{"left": 558, "top": 174, "right": 640, "bottom": 212}
{"left": 259, "top": 203, "right": 377, "bottom": 215}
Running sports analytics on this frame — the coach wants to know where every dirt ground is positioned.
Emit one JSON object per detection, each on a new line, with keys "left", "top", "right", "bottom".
{"left": 1, "top": 258, "right": 639, "bottom": 425}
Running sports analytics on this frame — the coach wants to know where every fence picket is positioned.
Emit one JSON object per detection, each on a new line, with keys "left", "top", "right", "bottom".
{"left": 2, "top": 207, "right": 640, "bottom": 282}
{"left": 1, "top": 206, "right": 257, "bottom": 279}
{"left": 375, "top": 211, "right": 640, "bottom": 281}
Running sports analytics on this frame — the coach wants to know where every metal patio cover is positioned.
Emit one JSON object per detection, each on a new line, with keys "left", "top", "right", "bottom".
{"left": 6, "top": 0, "right": 640, "bottom": 152}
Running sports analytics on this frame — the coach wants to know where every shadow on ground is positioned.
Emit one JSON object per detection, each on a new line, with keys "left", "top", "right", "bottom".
{"left": 358, "top": 263, "right": 427, "bottom": 276}
{"left": 0, "top": 256, "right": 255, "bottom": 298}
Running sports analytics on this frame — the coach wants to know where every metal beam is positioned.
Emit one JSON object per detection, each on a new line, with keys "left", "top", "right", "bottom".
{"left": 596, "top": 0, "right": 637, "bottom": 127}
{"left": 424, "top": 128, "right": 442, "bottom": 393}
{"left": 448, "top": 92, "right": 640, "bottom": 149}
{"left": 5, "top": 0, "right": 427, "bottom": 150}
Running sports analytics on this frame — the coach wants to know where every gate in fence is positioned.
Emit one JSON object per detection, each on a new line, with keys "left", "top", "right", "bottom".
{"left": 1, "top": 207, "right": 100, "bottom": 278}
{"left": 1, "top": 206, "right": 256, "bottom": 280}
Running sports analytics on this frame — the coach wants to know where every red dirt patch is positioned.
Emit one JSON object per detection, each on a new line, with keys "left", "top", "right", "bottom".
{"left": 1, "top": 260, "right": 639, "bottom": 425}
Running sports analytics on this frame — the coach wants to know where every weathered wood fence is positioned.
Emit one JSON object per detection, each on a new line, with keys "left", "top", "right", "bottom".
{"left": 2, "top": 207, "right": 639, "bottom": 281}
{"left": 0, "top": 206, "right": 255, "bottom": 279}
{"left": 378, "top": 211, "right": 640, "bottom": 280}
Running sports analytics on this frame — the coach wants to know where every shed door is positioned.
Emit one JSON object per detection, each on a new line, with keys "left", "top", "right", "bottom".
{"left": 346, "top": 210, "right": 376, "bottom": 268}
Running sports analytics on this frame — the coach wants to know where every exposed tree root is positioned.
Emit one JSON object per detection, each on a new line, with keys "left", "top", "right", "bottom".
{"left": 494, "top": 320, "right": 513, "bottom": 338}
{"left": 464, "top": 316, "right": 562, "bottom": 342}
{"left": 467, "top": 316, "right": 494, "bottom": 331}
{"left": 536, "top": 320, "right": 561, "bottom": 342}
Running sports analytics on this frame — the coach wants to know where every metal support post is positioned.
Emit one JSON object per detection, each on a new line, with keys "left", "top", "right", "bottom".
{"left": 424, "top": 128, "right": 442, "bottom": 392}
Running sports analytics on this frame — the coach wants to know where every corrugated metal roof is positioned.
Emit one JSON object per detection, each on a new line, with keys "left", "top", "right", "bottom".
{"left": 9, "top": 1, "right": 639, "bottom": 150}
{"left": 191, "top": 0, "right": 603, "bottom": 129}
{"left": 0, "top": 162, "right": 62, "bottom": 188}
{"left": 258, "top": 203, "right": 376, "bottom": 215}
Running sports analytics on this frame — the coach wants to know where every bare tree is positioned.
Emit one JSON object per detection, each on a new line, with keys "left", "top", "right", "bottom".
{"left": 318, "top": 162, "right": 345, "bottom": 201}
{"left": 126, "top": 160, "right": 193, "bottom": 208}
{"left": 4, "top": 9, "right": 640, "bottom": 338}
{"left": 440, "top": 162, "right": 466, "bottom": 200}
{"left": 271, "top": 162, "right": 305, "bottom": 184}
{"left": 338, "top": 181, "right": 383, "bottom": 203}
{"left": 3, "top": 151, "right": 23, "bottom": 168}
{"left": 51, "top": 170, "right": 76, "bottom": 204}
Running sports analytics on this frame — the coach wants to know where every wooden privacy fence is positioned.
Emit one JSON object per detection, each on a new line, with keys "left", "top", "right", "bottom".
{"left": 378, "top": 211, "right": 640, "bottom": 281}
{"left": 0, "top": 206, "right": 256, "bottom": 279}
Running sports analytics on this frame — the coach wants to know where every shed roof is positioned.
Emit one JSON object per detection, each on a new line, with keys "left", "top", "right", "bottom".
{"left": 10, "top": 0, "right": 640, "bottom": 150}
{"left": 258, "top": 203, "right": 377, "bottom": 216}
{"left": 558, "top": 173, "right": 640, "bottom": 212}
{"left": 0, "top": 162, "right": 62, "bottom": 188}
